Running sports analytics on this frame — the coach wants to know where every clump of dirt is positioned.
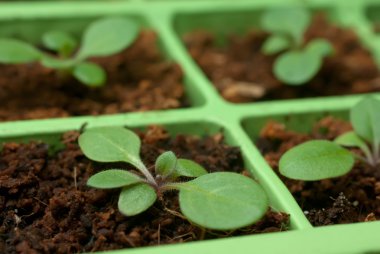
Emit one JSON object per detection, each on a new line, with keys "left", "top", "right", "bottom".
{"left": 184, "top": 13, "right": 380, "bottom": 103}
{"left": 257, "top": 116, "right": 380, "bottom": 226}
{"left": 0, "top": 126, "right": 289, "bottom": 253}
{"left": 0, "top": 31, "right": 188, "bottom": 122}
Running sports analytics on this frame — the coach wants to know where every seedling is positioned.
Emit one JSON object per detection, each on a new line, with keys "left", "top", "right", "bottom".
{"left": 0, "top": 17, "right": 139, "bottom": 87}
{"left": 261, "top": 7, "right": 334, "bottom": 85}
{"left": 279, "top": 97, "right": 380, "bottom": 181}
{"left": 78, "top": 127, "right": 269, "bottom": 230}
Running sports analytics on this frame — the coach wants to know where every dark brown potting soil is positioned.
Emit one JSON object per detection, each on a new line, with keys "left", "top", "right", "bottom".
{"left": 0, "top": 126, "right": 289, "bottom": 253}
{"left": 0, "top": 31, "right": 187, "bottom": 122}
{"left": 256, "top": 116, "right": 380, "bottom": 226}
{"left": 184, "top": 13, "right": 380, "bottom": 103}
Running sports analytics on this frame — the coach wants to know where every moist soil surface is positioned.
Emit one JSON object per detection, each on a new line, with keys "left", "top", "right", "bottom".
{"left": 0, "top": 31, "right": 187, "bottom": 122}
{"left": 184, "top": 13, "right": 380, "bottom": 103}
{"left": 0, "top": 126, "right": 289, "bottom": 253}
{"left": 257, "top": 116, "right": 380, "bottom": 226}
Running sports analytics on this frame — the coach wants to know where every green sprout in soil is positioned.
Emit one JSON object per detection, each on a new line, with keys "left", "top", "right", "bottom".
{"left": 261, "top": 7, "right": 334, "bottom": 85}
{"left": 279, "top": 96, "right": 380, "bottom": 181}
{"left": 0, "top": 17, "right": 139, "bottom": 87}
{"left": 78, "top": 127, "right": 269, "bottom": 230}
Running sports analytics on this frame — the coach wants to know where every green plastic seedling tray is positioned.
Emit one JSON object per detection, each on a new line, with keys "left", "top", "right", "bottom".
{"left": 0, "top": 0, "right": 380, "bottom": 253}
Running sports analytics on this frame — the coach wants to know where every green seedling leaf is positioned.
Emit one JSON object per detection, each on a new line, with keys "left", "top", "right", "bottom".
{"left": 274, "top": 49, "right": 322, "bottom": 85}
{"left": 73, "top": 62, "right": 106, "bottom": 86}
{"left": 279, "top": 140, "right": 354, "bottom": 181}
{"left": 178, "top": 172, "right": 268, "bottom": 230}
{"left": 41, "top": 56, "right": 76, "bottom": 69}
{"left": 261, "top": 7, "right": 310, "bottom": 45}
{"left": 78, "top": 127, "right": 144, "bottom": 169}
{"left": 306, "top": 39, "right": 334, "bottom": 57}
{"left": 335, "top": 131, "right": 371, "bottom": 158}
{"left": 175, "top": 159, "right": 208, "bottom": 178}
{"left": 155, "top": 151, "right": 177, "bottom": 177}
{"left": 87, "top": 169, "right": 142, "bottom": 189}
{"left": 118, "top": 183, "right": 157, "bottom": 216}
{"left": 77, "top": 17, "right": 139, "bottom": 59}
{"left": 262, "top": 34, "right": 291, "bottom": 55}
{"left": 350, "top": 97, "right": 380, "bottom": 146}
{"left": 42, "top": 30, "right": 77, "bottom": 56}
{"left": 0, "top": 38, "right": 42, "bottom": 63}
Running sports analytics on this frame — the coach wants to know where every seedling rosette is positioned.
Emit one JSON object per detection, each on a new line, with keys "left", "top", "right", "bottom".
{"left": 261, "top": 7, "right": 334, "bottom": 85}
{"left": 79, "top": 127, "right": 269, "bottom": 230}
{"left": 279, "top": 96, "right": 380, "bottom": 181}
{"left": 0, "top": 17, "right": 139, "bottom": 86}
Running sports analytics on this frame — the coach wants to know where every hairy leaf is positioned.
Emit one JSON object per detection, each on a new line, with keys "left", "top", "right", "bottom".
{"left": 73, "top": 62, "right": 106, "bottom": 86}
{"left": 78, "top": 127, "right": 144, "bottom": 169}
{"left": 350, "top": 97, "right": 380, "bottom": 146}
{"left": 175, "top": 159, "right": 208, "bottom": 178}
{"left": 155, "top": 151, "right": 177, "bottom": 177}
{"left": 87, "top": 169, "right": 142, "bottom": 189}
{"left": 335, "top": 131, "right": 371, "bottom": 158}
{"left": 77, "top": 17, "right": 139, "bottom": 59}
{"left": 42, "top": 30, "right": 77, "bottom": 56}
{"left": 306, "top": 39, "right": 334, "bottom": 57}
{"left": 118, "top": 183, "right": 157, "bottom": 216}
{"left": 279, "top": 140, "right": 354, "bottom": 180}
{"left": 0, "top": 38, "right": 42, "bottom": 63}
{"left": 178, "top": 172, "right": 268, "bottom": 230}
{"left": 262, "top": 34, "right": 291, "bottom": 55}
{"left": 41, "top": 56, "right": 76, "bottom": 69}
{"left": 274, "top": 49, "right": 322, "bottom": 85}
{"left": 261, "top": 7, "right": 310, "bottom": 45}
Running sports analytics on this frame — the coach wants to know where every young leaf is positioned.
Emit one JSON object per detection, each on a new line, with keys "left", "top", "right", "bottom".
{"left": 0, "top": 38, "right": 42, "bottom": 63}
{"left": 335, "top": 131, "right": 372, "bottom": 158}
{"left": 77, "top": 17, "right": 139, "bottom": 59}
{"left": 175, "top": 159, "right": 207, "bottom": 178}
{"left": 306, "top": 39, "right": 334, "bottom": 58}
{"left": 274, "top": 49, "right": 322, "bottom": 85}
{"left": 41, "top": 56, "right": 76, "bottom": 69}
{"left": 118, "top": 183, "right": 157, "bottom": 216}
{"left": 261, "top": 7, "right": 310, "bottom": 45}
{"left": 350, "top": 97, "right": 380, "bottom": 146}
{"left": 178, "top": 172, "right": 268, "bottom": 230}
{"left": 87, "top": 169, "right": 142, "bottom": 189}
{"left": 262, "top": 34, "right": 291, "bottom": 55}
{"left": 78, "top": 127, "right": 144, "bottom": 169}
{"left": 155, "top": 151, "right": 177, "bottom": 177}
{"left": 42, "top": 30, "right": 77, "bottom": 56}
{"left": 279, "top": 140, "right": 354, "bottom": 181}
{"left": 73, "top": 62, "right": 106, "bottom": 86}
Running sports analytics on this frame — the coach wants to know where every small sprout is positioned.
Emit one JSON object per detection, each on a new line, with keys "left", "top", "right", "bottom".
{"left": 279, "top": 96, "right": 380, "bottom": 181}
{"left": 0, "top": 17, "right": 139, "bottom": 87}
{"left": 261, "top": 7, "right": 334, "bottom": 85}
{"left": 79, "top": 127, "right": 269, "bottom": 230}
